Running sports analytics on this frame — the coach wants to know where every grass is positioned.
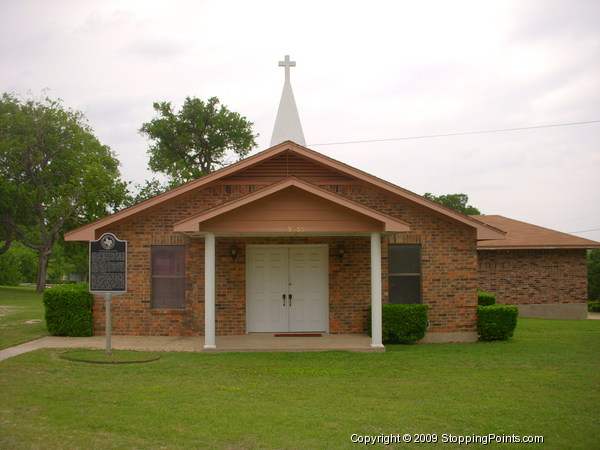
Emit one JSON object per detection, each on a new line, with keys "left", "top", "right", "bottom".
{"left": 0, "top": 319, "right": 599, "bottom": 449}
{"left": 0, "top": 285, "right": 47, "bottom": 349}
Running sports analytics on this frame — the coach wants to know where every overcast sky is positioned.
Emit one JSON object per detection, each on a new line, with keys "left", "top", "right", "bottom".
{"left": 1, "top": 0, "right": 599, "bottom": 241}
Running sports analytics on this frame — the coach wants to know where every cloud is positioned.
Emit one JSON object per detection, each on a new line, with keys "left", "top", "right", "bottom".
{"left": 123, "top": 38, "right": 188, "bottom": 59}
{"left": 1, "top": 0, "right": 599, "bottom": 241}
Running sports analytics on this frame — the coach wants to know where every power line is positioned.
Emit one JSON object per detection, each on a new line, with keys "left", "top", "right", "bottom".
{"left": 308, "top": 120, "right": 600, "bottom": 147}
{"left": 551, "top": 212, "right": 600, "bottom": 226}
{"left": 567, "top": 228, "right": 600, "bottom": 234}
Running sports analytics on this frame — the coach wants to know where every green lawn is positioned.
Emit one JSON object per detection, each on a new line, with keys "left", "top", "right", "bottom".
{"left": 1, "top": 319, "right": 599, "bottom": 449}
{"left": 0, "top": 285, "right": 47, "bottom": 349}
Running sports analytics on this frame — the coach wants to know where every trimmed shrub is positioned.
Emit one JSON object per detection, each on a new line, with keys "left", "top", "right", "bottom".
{"left": 477, "top": 291, "right": 496, "bottom": 306}
{"left": 588, "top": 301, "right": 600, "bottom": 312}
{"left": 477, "top": 305, "right": 518, "bottom": 341}
{"left": 369, "top": 304, "right": 429, "bottom": 344}
{"left": 43, "top": 283, "right": 94, "bottom": 337}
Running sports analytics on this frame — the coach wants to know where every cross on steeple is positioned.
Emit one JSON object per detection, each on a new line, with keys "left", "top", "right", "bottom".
{"left": 279, "top": 55, "right": 296, "bottom": 81}
{"left": 270, "top": 54, "right": 305, "bottom": 146}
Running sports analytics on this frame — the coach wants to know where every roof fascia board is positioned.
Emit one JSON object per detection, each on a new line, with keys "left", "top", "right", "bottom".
{"left": 478, "top": 244, "right": 600, "bottom": 250}
{"left": 65, "top": 140, "right": 504, "bottom": 241}
{"left": 173, "top": 176, "right": 410, "bottom": 233}
{"left": 287, "top": 144, "right": 506, "bottom": 240}
{"left": 65, "top": 142, "right": 298, "bottom": 241}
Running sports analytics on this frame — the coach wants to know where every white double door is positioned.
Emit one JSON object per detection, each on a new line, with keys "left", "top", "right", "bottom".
{"left": 247, "top": 245, "right": 328, "bottom": 333}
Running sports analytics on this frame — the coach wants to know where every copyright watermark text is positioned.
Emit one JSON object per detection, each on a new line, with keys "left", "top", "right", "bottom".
{"left": 350, "top": 433, "right": 544, "bottom": 445}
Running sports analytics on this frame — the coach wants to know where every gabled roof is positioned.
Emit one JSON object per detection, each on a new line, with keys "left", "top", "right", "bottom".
{"left": 472, "top": 215, "right": 600, "bottom": 249}
{"left": 173, "top": 177, "right": 410, "bottom": 235}
{"left": 65, "top": 141, "right": 506, "bottom": 241}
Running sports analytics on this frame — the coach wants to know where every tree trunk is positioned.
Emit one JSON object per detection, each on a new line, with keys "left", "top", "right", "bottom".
{"left": 0, "top": 223, "right": 14, "bottom": 255}
{"left": 36, "top": 246, "right": 52, "bottom": 293}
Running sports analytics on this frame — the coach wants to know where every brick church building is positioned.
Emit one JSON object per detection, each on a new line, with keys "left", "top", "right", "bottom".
{"left": 65, "top": 56, "right": 599, "bottom": 348}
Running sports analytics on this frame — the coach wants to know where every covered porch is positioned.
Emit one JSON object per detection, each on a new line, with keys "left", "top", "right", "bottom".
{"left": 173, "top": 177, "right": 411, "bottom": 350}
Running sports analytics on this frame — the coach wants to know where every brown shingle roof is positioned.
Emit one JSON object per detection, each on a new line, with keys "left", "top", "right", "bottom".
{"left": 471, "top": 215, "right": 600, "bottom": 249}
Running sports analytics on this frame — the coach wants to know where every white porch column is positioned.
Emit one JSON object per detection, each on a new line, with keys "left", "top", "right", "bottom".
{"left": 204, "top": 232, "right": 216, "bottom": 349}
{"left": 370, "top": 232, "right": 384, "bottom": 348}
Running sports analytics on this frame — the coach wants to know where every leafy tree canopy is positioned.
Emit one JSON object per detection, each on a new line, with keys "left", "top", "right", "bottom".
{"left": 0, "top": 92, "right": 129, "bottom": 291}
{"left": 423, "top": 192, "right": 482, "bottom": 215}
{"left": 139, "top": 96, "right": 258, "bottom": 185}
{"left": 126, "top": 178, "right": 172, "bottom": 206}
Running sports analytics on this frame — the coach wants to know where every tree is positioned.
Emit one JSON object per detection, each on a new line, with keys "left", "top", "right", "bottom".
{"left": 0, "top": 244, "right": 24, "bottom": 285}
{"left": 423, "top": 193, "right": 482, "bottom": 215}
{"left": 0, "top": 92, "right": 128, "bottom": 291}
{"left": 139, "top": 96, "right": 258, "bottom": 185}
{"left": 0, "top": 242, "right": 37, "bottom": 285}
{"left": 126, "top": 178, "right": 171, "bottom": 206}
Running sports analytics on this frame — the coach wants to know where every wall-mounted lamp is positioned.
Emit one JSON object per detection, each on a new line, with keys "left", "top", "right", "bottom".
{"left": 230, "top": 244, "right": 239, "bottom": 262}
{"left": 337, "top": 244, "right": 346, "bottom": 262}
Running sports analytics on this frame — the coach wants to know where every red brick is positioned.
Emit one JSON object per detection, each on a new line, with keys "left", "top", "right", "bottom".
{"left": 92, "top": 183, "right": 478, "bottom": 336}
{"left": 477, "top": 249, "right": 587, "bottom": 304}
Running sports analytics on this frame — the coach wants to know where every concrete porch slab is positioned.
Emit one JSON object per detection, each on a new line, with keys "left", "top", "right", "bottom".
{"left": 207, "top": 333, "right": 384, "bottom": 353}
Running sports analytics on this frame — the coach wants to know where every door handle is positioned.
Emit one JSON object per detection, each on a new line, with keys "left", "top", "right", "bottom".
{"left": 282, "top": 294, "right": 286, "bottom": 306}
{"left": 289, "top": 294, "right": 292, "bottom": 306}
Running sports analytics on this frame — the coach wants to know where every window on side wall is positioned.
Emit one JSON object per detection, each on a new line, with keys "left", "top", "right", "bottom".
{"left": 151, "top": 246, "right": 186, "bottom": 308}
{"left": 388, "top": 244, "right": 421, "bottom": 304}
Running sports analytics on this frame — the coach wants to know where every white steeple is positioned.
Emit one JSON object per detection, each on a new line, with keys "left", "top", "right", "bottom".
{"left": 270, "top": 55, "right": 306, "bottom": 147}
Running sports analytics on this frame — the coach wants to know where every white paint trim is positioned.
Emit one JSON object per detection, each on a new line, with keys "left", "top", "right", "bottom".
{"left": 204, "top": 233, "right": 216, "bottom": 349}
{"left": 370, "top": 233, "right": 384, "bottom": 348}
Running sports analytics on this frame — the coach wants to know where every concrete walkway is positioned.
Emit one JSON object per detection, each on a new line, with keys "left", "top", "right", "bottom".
{"left": 0, "top": 333, "right": 381, "bottom": 362}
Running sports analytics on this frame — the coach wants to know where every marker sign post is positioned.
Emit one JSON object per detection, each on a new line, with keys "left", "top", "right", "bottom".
{"left": 89, "top": 233, "right": 127, "bottom": 355}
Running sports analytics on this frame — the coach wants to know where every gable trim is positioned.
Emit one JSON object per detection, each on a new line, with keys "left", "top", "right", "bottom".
{"left": 65, "top": 141, "right": 505, "bottom": 241}
{"left": 173, "top": 177, "right": 411, "bottom": 234}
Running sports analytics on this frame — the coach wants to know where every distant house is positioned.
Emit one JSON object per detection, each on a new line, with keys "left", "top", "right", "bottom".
{"left": 473, "top": 215, "right": 599, "bottom": 319}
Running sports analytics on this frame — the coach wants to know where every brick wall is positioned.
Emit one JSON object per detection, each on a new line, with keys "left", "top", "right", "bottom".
{"left": 477, "top": 249, "right": 588, "bottom": 304}
{"left": 331, "top": 185, "right": 478, "bottom": 333}
{"left": 91, "top": 182, "right": 479, "bottom": 336}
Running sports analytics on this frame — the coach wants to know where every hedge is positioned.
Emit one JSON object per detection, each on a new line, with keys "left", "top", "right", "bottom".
{"left": 588, "top": 301, "right": 600, "bottom": 312}
{"left": 477, "top": 291, "right": 496, "bottom": 306}
{"left": 43, "top": 283, "right": 94, "bottom": 337}
{"left": 368, "top": 304, "right": 429, "bottom": 344}
{"left": 477, "top": 305, "right": 518, "bottom": 341}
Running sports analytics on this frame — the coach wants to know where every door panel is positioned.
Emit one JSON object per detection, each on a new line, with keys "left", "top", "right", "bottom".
{"left": 288, "top": 248, "right": 328, "bottom": 332}
{"left": 247, "top": 246, "right": 327, "bottom": 333}
{"left": 247, "top": 247, "right": 287, "bottom": 332}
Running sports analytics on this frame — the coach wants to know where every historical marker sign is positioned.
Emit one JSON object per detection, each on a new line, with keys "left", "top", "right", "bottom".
{"left": 89, "top": 233, "right": 127, "bottom": 294}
